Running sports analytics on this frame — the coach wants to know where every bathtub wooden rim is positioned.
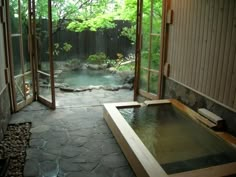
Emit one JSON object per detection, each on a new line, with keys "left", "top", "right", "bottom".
{"left": 103, "top": 99, "right": 236, "bottom": 177}
{"left": 103, "top": 102, "right": 168, "bottom": 177}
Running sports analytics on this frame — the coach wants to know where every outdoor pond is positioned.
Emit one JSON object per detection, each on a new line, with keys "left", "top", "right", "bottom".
{"left": 60, "top": 69, "right": 124, "bottom": 88}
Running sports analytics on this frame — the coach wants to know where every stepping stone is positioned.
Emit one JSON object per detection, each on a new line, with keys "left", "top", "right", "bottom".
{"left": 101, "top": 153, "right": 128, "bottom": 168}
{"left": 40, "top": 161, "right": 58, "bottom": 177}
{"left": 24, "top": 159, "right": 39, "bottom": 177}
{"left": 30, "top": 125, "right": 50, "bottom": 133}
{"left": 61, "top": 145, "right": 84, "bottom": 158}
{"left": 59, "top": 158, "right": 82, "bottom": 172}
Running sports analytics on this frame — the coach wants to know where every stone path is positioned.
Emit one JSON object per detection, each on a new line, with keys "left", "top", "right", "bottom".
{"left": 10, "top": 89, "right": 136, "bottom": 177}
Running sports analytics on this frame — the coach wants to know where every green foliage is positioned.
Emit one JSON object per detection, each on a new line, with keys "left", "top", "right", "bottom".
{"left": 116, "top": 63, "right": 135, "bottom": 71}
{"left": 63, "top": 43, "right": 73, "bottom": 52}
{"left": 53, "top": 43, "right": 72, "bottom": 56}
{"left": 66, "top": 0, "right": 122, "bottom": 32}
{"left": 120, "top": 26, "right": 136, "bottom": 43}
{"left": 105, "top": 59, "right": 117, "bottom": 67}
{"left": 67, "top": 13, "right": 116, "bottom": 32}
{"left": 87, "top": 52, "right": 108, "bottom": 64}
{"left": 113, "top": 53, "right": 135, "bottom": 71}
{"left": 119, "top": 0, "right": 162, "bottom": 46}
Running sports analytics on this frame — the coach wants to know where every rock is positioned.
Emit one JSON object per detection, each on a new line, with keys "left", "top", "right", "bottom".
{"left": 87, "top": 64, "right": 100, "bottom": 70}
{"left": 60, "top": 87, "right": 76, "bottom": 92}
{"left": 75, "top": 88, "right": 92, "bottom": 92}
{"left": 87, "top": 64, "right": 108, "bottom": 70}
{"left": 121, "top": 84, "right": 133, "bottom": 90}
{"left": 81, "top": 64, "right": 88, "bottom": 70}
{"left": 123, "top": 75, "right": 134, "bottom": 85}
{"left": 88, "top": 85, "right": 104, "bottom": 90}
{"left": 55, "top": 83, "right": 65, "bottom": 88}
{"left": 103, "top": 86, "right": 120, "bottom": 91}
{"left": 99, "top": 64, "right": 108, "bottom": 69}
{"left": 107, "top": 67, "right": 117, "bottom": 73}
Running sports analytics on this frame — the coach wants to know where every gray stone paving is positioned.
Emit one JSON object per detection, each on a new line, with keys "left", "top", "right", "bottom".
{"left": 10, "top": 89, "right": 136, "bottom": 177}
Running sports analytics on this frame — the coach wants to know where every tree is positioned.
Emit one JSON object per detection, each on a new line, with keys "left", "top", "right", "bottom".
{"left": 120, "top": 0, "right": 162, "bottom": 44}
{"left": 66, "top": 0, "right": 122, "bottom": 32}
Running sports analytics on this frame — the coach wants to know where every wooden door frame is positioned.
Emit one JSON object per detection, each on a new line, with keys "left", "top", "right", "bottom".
{"left": 134, "top": 0, "right": 169, "bottom": 100}
{"left": 5, "top": 0, "right": 56, "bottom": 112}
{"left": 6, "top": 0, "right": 35, "bottom": 112}
{"left": 33, "top": 0, "right": 55, "bottom": 109}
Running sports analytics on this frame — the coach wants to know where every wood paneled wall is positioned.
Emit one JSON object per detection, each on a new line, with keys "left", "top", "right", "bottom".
{"left": 166, "top": 0, "right": 236, "bottom": 110}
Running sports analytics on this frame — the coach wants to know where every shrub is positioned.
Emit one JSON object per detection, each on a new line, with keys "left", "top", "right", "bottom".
{"left": 87, "top": 52, "right": 107, "bottom": 64}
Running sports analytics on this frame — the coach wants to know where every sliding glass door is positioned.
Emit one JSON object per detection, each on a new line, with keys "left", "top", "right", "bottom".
{"left": 135, "top": 0, "right": 163, "bottom": 100}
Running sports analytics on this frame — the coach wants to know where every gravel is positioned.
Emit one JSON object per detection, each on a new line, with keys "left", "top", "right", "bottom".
{"left": 0, "top": 122, "right": 31, "bottom": 177}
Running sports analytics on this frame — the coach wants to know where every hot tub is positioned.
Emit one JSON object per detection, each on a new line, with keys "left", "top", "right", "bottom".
{"left": 103, "top": 99, "right": 236, "bottom": 177}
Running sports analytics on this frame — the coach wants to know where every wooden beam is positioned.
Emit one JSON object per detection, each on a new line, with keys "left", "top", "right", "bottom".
{"left": 106, "top": 102, "right": 141, "bottom": 108}
{"left": 144, "top": 99, "right": 170, "bottom": 105}
{"left": 215, "top": 132, "right": 236, "bottom": 148}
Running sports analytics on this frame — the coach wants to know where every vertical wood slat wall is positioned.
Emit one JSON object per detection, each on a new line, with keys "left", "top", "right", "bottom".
{"left": 166, "top": 0, "right": 236, "bottom": 110}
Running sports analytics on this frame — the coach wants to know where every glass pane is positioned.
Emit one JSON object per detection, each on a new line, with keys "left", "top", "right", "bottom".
{"left": 149, "top": 71, "right": 158, "bottom": 94}
{"left": 35, "top": 7, "right": 50, "bottom": 73}
{"left": 150, "top": 35, "right": 160, "bottom": 70}
{"left": 14, "top": 76, "right": 24, "bottom": 103}
{"left": 38, "top": 73, "right": 52, "bottom": 101}
{"left": 140, "top": 0, "right": 151, "bottom": 68}
{"left": 140, "top": 69, "right": 148, "bottom": 91}
{"left": 11, "top": 36, "right": 22, "bottom": 75}
{"left": 152, "top": 0, "right": 162, "bottom": 34}
{"left": 141, "top": 50, "right": 149, "bottom": 68}
{"left": 9, "top": 0, "right": 20, "bottom": 34}
{"left": 36, "top": 0, "right": 53, "bottom": 103}
{"left": 22, "top": 0, "right": 31, "bottom": 72}
{"left": 36, "top": 26, "right": 50, "bottom": 73}
{"left": 25, "top": 73, "right": 33, "bottom": 97}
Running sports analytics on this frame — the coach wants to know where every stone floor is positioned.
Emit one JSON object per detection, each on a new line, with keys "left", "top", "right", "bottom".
{"left": 10, "top": 89, "right": 136, "bottom": 177}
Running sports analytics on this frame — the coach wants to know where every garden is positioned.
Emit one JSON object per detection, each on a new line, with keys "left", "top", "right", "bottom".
{"left": 10, "top": 0, "right": 162, "bottom": 93}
